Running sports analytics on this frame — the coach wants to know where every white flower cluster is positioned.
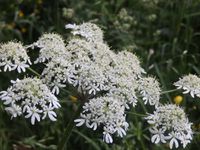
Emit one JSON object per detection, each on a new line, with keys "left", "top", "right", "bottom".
{"left": 146, "top": 104, "right": 193, "bottom": 149}
{"left": 63, "top": 23, "right": 160, "bottom": 142}
{"left": 75, "top": 96, "right": 128, "bottom": 143}
{"left": 33, "top": 33, "right": 66, "bottom": 63}
{"left": 41, "top": 38, "right": 113, "bottom": 95}
{"left": 65, "top": 22, "right": 104, "bottom": 43}
{"left": 23, "top": 22, "right": 161, "bottom": 143}
{"left": 0, "top": 41, "right": 31, "bottom": 73}
{"left": 0, "top": 77, "right": 60, "bottom": 125}
{"left": 41, "top": 58, "right": 75, "bottom": 95}
{"left": 174, "top": 74, "right": 200, "bottom": 98}
{"left": 106, "top": 51, "right": 146, "bottom": 108}
{"left": 0, "top": 22, "right": 194, "bottom": 148}
{"left": 138, "top": 77, "right": 161, "bottom": 107}
{"left": 65, "top": 39, "right": 113, "bottom": 94}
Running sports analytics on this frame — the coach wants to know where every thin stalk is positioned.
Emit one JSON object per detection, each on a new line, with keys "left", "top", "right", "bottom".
{"left": 60, "top": 88, "right": 71, "bottom": 94}
{"left": 73, "top": 130, "right": 101, "bottom": 150}
{"left": 139, "top": 138, "right": 146, "bottom": 150}
{"left": 133, "top": 112, "right": 146, "bottom": 150}
{"left": 185, "top": 12, "right": 200, "bottom": 18}
{"left": 161, "top": 89, "right": 178, "bottom": 95}
{"left": 154, "top": 64, "right": 172, "bottom": 102}
{"left": 57, "top": 104, "right": 82, "bottom": 150}
{"left": 138, "top": 98, "right": 148, "bottom": 113}
{"left": 126, "top": 111, "right": 147, "bottom": 117}
{"left": 27, "top": 67, "right": 40, "bottom": 77}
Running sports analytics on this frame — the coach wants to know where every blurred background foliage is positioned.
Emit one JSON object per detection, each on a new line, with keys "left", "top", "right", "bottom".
{"left": 1, "top": 0, "right": 200, "bottom": 149}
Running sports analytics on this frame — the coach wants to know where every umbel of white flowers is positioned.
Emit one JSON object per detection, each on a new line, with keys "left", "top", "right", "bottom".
{"left": 0, "top": 22, "right": 193, "bottom": 147}
{"left": 0, "top": 41, "right": 31, "bottom": 73}
{"left": 174, "top": 74, "right": 200, "bottom": 98}
{"left": 63, "top": 22, "right": 161, "bottom": 143}
{"left": 32, "top": 22, "right": 161, "bottom": 143}
{"left": 0, "top": 77, "right": 60, "bottom": 125}
{"left": 146, "top": 104, "right": 193, "bottom": 149}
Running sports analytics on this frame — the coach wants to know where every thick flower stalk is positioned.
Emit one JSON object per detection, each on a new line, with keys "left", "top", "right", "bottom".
{"left": 0, "top": 41, "right": 31, "bottom": 73}
{"left": 0, "top": 77, "right": 60, "bottom": 125}
{"left": 145, "top": 104, "right": 193, "bottom": 149}
{"left": 174, "top": 74, "right": 200, "bottom": 98}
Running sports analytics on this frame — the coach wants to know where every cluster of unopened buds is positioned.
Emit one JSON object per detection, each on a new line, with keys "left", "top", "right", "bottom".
{"left": 0, "top": 22, "right": 197, "bottom": 149}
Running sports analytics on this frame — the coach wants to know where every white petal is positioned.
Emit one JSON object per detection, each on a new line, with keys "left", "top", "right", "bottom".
{"left": 48, "top": 111, "right": 57, "bottom": 121}
{"left": 190, "top": 91, "right": 195, "bottom": 98}
{"left": 65, "top": 24, "right": 76, "bottom": 29}
{"left": 151, "top": 134, "right": 160, "bottom": 144}
{"left": 90, "top": 122, "right": 97, "bottom": 130}
{"left": 104, "top": 133, "right": 113, "bottom": 143}
{"left": 74, "top": 119, "right": 85, "bottom": 127}
{"left": 169, "top": 138, "right": 179, "bottom": 149}
{"left": 4, "top": 64, "right": 9, "bottom": 72}
{"left": 183, "top": 89, "right": 190, "bottom": 94}
{"left": 17, "top": 66, "right": 22, "bottom": 73}
{"left": 25, "top": 112, "right": 32, "bottom": 119}
{"left": 21, "top": 66, "right": 26, "bottom": 72}
{"left": 0, "top": 91, "right": 8, "bottom": 98}
{"left": 117, "top": 127, "right": 126, "bottom": 137}
{"left": 52, "top": 86, "right": 59, "bottom": 95}
{"left": 31, "top": 114, "right": 36, "bottom": 125}
{"left": 35, "top": 113, "right": 41, "bottom": 122}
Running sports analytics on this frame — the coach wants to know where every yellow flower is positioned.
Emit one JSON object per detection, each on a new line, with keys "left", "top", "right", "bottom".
{"left": 69, "top": 95, "right": 78, "bottom": 103}
{"left": 18, "top": 10, "right": 24, "bottom": 17}
{"left": 173, "top": 95, "right": 183, "bottom": 105}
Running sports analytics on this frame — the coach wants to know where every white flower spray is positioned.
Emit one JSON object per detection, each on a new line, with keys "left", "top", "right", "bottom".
{"left": 174, "top": 74, "right": 200, "bottom": 98}
{"left": 32, "top": 33, "right": 66, "bottom": 63}
{"left": 63, "top": 22, "right": 162, "bottom": 143}
{"left": 138, "top": 77, "right": 161, "bottom": 107}
{"left": 0, "top": 41, "right": 31, "bottom": 73}
{"left": 0, "top": 77, "right": 60, "bottom": 125}
{"left": 145, "top": 104, "right": 193, "bottom": 149}
{"left": 65, "top": 22, "right": 104, "bottom": 43}
{"left": 0, "top": 22, "right": 194, "bottom": 148}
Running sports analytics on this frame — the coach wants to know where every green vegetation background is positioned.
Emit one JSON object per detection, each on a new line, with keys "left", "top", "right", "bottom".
{"left": 1, "top": 0, "right": 200, "bottom": 149}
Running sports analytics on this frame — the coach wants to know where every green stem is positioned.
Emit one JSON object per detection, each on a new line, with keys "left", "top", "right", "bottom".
{"left": 60, "top": 88, "right": 71, "bottom": 94}
{"left": 138, "top": 98, "right": 148, "bottom": 113}
{"left": 133, "top": 111, "right": 146, "bottom": 150}
{"left": 161, "top": 89, "right": 178, "bottom": 95}
{"left": 139, "top": 138, "right": 146, "bottom": 150}
{"left": 57, "top": 104, "right": 82, "bottom": 150}
{"left": 185, "top": 12, "right": 200, "bottom": 18}
{"left": 73, "top": 130, "right": 101, "bottom": 150}
{"left": 126, "top": 111, "right": 147, "bottom": 117}
{"left": 154, "top": 64, "right": 172, "bottom": 102}
{"left": 27, "top": 67, "right": 40, "bottom": 77}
